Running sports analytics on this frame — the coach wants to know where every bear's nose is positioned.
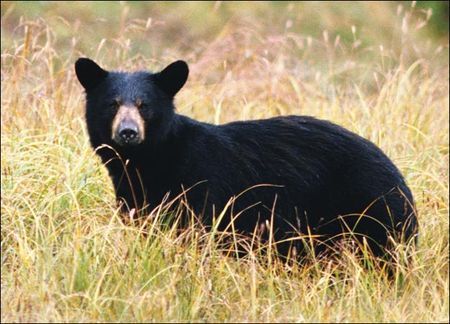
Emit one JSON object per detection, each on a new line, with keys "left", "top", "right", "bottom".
{"left": 119, "top": 128, "right": 138, "bottom": 140}
{"left": 118, "top": 121, "right": 139, "bottom": 143}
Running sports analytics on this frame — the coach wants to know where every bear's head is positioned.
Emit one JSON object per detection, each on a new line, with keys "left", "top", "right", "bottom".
{"left": 75, "top": 58, "right": 188, "bottom": 149}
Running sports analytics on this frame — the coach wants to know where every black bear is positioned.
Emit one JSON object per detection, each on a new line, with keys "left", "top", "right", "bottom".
{"left": 75, "top": 58, "right": 418, "bottom": 259}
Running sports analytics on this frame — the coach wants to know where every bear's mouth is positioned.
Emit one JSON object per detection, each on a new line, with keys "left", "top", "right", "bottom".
{"left": 115, "top": 137, "right": 142, "bottom": 146}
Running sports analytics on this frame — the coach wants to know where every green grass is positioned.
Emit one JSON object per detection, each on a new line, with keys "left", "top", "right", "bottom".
{"left": 1, "top": 2, "right": 448, "bottom": 322}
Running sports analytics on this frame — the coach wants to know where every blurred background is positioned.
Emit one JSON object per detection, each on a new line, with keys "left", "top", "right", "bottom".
{"left": 2, "top": 1, "right": 448, "bottom": 55}
{"left": 1, "top": 1, "right": 448, "bottom": 124}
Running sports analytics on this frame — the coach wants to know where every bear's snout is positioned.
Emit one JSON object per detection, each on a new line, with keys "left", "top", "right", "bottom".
{"left": 117, "top": 120, "right": 140, "bottom": 145}
{"left": 111, "top": 104, "right": 145, "bottom": 146}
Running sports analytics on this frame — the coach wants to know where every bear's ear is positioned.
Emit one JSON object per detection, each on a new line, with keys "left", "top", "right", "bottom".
{"left": 153, "top": 60, "right": 189, "bottom": 97}
{"left": 75, "top": 58, "right": 108, "bottom": 91}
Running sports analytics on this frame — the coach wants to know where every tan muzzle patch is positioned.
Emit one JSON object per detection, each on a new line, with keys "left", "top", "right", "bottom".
{"left": 111, "top": 104, "right": 145, "bottom": 142}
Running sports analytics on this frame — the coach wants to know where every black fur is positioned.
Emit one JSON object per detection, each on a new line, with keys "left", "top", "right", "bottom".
{"left": 75, "top": 58, "right": 418, "bottom": 258}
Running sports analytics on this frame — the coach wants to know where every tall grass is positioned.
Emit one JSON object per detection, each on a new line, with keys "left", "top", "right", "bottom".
{"left": 1, "top": 2, "right": 448, "bottom": 322}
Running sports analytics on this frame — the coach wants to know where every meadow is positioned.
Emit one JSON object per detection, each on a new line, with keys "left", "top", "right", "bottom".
{"left": 1, "top": 2, "right": 448, "bottom": 322}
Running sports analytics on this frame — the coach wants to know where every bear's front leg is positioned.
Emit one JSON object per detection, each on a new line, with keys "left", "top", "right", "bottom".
{"left": 108, "top": 165, "right": 148, "bottom": 223}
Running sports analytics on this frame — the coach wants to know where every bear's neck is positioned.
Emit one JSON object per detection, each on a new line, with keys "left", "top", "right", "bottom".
{"left": 111, "top": 113, "right": 191, "bottom": 170}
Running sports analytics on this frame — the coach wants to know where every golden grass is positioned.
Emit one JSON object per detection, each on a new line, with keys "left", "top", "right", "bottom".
{"left": 1, "top": 2, "right": 448, "bottom": 322}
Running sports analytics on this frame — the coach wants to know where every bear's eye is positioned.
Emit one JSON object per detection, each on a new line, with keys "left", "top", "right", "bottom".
{"left": 136, "top": 99, "right": 143, "bottom": 108}
{"left": 110, "top": 99, "right": 121, "bottom": 109}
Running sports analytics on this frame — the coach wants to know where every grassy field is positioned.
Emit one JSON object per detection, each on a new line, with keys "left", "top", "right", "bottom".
{"left": 1, "top": 2, "right": 448, "bottom": 322}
